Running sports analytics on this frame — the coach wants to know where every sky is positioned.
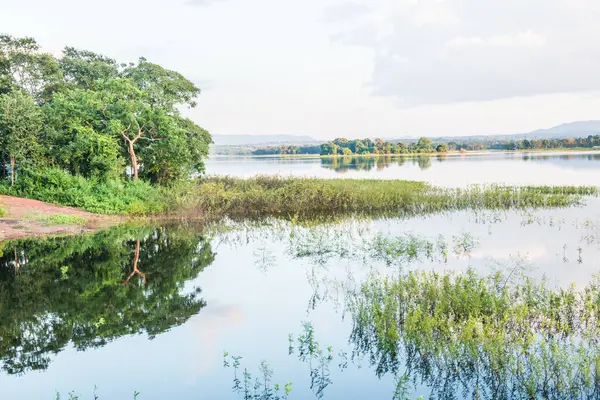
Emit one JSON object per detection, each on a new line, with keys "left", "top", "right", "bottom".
{"left": 1, "top": 0, "right": 600, "bottom": 139}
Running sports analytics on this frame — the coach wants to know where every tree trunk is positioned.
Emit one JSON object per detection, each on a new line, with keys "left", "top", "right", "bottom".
{"left": 123, "top": 131, "right": 142, "bottom": 181}
{"left": 128, "top": 140, "right": 139, "bottom": 181}
{"left": 123, "top": 240, "right": 146, "bottom": 285}
{"left": 10, "top": 155, "right": 15, "bottom": 186}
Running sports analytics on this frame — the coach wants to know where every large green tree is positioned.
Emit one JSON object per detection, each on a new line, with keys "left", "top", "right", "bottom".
{"left": 0, "top": 34, "right": 212, "bottom": 186}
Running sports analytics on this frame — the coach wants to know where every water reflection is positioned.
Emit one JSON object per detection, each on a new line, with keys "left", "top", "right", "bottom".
{"left": 5, "top": 204, "right": 600, "bottom": 398}
{"left": 0, "top": 225, "right": 214, "bottom": 375}
{"left": 321, "top": 155, "right": 435, "bottom": 172}
{"left": 205, "top": 152, "right": 600, "bottom": 186}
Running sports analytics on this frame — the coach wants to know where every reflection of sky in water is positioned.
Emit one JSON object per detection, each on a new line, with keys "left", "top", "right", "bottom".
{"left": 4, "top": 198, "right": 600, "bottom": 399}
{"left": 206, "top": 152, "right": 600, "bottom": 187}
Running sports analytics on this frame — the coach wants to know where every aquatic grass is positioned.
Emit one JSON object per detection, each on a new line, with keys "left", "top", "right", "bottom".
{"left": 223, "top": 353, "right": 293, "bottom": 400}
{"left": 345, "top": 269, "right": 600, "bottom": 398}
{"left": 189, "top": 176, "right": 598, "bottom": 220}
{"left": 54, "top": 389, "right": 140, "bottom": 399}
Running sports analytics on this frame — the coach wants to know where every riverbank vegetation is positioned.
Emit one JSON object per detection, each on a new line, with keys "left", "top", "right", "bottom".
{"left": 2, "top": 33, "right": 599, "bottom": 222}
{"left": 190, "top": 176, "right": 597, "bottom": 220}
{"left": 3, "top": 175, "right": 596, "bottom": 218}
{"left": 0, "top": 34, "right": 212, "bottom": 213}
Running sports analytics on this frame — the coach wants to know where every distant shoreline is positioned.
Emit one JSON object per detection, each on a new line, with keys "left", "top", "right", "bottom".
{"left": 209, "top": 148, "right": 600, "bottom": 159}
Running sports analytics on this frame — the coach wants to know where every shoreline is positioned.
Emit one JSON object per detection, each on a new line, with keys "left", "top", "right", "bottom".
{"left": 209, "top": 148, "right": 600, "bottom": 159}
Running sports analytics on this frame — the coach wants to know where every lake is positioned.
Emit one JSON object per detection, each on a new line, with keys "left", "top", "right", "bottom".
{"left": 3, "top": 153, "right": 600, "bottom": 399}
{"left": 3, "top": 195, "right": 600, "bottom": 399}
{"left": 205, "top": 152, "right": 600, "bottom": 187}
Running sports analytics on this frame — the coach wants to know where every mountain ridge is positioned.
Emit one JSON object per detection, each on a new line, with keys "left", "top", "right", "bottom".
{"left": 211, "top": 121, "right": 600, "bottom": 146}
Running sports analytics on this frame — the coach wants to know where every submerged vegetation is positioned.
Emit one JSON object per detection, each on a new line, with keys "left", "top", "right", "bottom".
{"left": 225, "top": 267, "right": 600, "bottom": 399}
{"left": 344, "top": 269, "right": 600, "bottom": 399}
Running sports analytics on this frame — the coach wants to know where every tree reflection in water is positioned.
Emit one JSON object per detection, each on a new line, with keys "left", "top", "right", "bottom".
{"left": 0, "top": 225, "right": 214, "bottom": 375}
{"left": 321, "top": 155, "right": 436, "bottom": 173}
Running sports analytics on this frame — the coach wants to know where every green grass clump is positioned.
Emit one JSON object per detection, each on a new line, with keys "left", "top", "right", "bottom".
{"left": 190, "top": 176, "right": 598, "bottom": 219}
{"left": 0, "top": 205, "right": 6, "bottom": 218}
{"left": 44, "top": 214, "right": 87, "bottom": 226}
{"left": 23, "top": 212, "right": 87, "bottom": 226}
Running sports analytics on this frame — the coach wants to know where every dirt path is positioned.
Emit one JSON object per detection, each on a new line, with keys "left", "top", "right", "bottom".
{"left": 0, "top": 195, "right": 118, "bottom": 241}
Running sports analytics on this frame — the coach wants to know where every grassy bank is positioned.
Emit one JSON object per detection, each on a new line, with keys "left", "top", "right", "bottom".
{"left": 0, "top": 168, "right": 166, "bottom": 215}
{"left": 1, "top": 172, "right": 597, "bottom": 219}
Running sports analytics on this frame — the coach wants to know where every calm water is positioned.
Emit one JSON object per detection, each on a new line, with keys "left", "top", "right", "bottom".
{"left": 205, "top": 152, "right": 600, "bottom": 187}
{"left": 4, "top": 196, "right": 600, "bottom": 399}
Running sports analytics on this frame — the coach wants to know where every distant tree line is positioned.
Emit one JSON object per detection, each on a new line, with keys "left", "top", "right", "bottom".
{"left": 490, "top": 136, "right": 600, "bottom": 150}
{"left": 250, "top": 137, "right": 447, "bottom": 156}
{"left": 247, "top": 135, "right": 600, "bottom": 156}
{"left": 252, "top": 144, "right": 322, "bottom": 155}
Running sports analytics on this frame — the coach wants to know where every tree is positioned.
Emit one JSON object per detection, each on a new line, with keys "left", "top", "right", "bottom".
{"left": 0, "top": 35, "right": 213, "bottom": 187}
{"left": 122, "top": 58, "right": 200, "bottom": 109}
{"left": 0, "top": 91, "right": 42, "bottom": 185}
{"left": 416, "top": 137, "right": 433, "bottom": 151}
{"left": 321, "top": 142, "right": 339, "bottom": 156}
{"left": 42, "top": 88, "right": 124, "bottom": 179}
{"left": 0, "top": 35, "right": 61, "bottom": 101}
{"left": 375, "top": 138, "right": 386, "bottom": 153}
{"left": 59, "top": 47, "right": 119, "bottom": 90}
{"left": 436, "top": 144, "right": 448, "bottom": 153}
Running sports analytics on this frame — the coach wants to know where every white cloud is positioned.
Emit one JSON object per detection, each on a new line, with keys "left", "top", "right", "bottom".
{"left": 447, "top": 31, "right": 547, "bottom": 48}
{"left": 2, "top": 0, "right": 600, "bottom": 138}
{"left": 187, "top": 0, "right": 230, "bottom": 5}
{"left": 328, "top": 0, "right": 600, "bottom": 105}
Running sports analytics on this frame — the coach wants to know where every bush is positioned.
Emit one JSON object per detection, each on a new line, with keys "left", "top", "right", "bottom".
{"left": 0, "top": 167, "right": 165, "bottom": 215}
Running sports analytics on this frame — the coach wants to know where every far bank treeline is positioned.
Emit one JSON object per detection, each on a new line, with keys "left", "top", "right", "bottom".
{"left": 0, "top": 34, "right": 212, "bottom": 213}
{"left": 248, "top": 136, "right": 600, "bottom": 156}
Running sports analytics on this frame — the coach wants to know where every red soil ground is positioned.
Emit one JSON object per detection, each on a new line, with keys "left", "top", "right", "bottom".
{"left": 0, "top": 195, "right": 116, "bottom": 241}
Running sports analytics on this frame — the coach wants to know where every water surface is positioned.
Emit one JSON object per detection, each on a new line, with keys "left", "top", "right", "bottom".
{"left": 205, "top": 152, "right": 600, "bottom": 187}
{"left": 3, "top": 196, "right": 600, "bottom": 399}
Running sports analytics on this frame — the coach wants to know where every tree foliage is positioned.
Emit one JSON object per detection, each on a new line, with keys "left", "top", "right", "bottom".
{"left": 0, "top": 34, "right": 212, "bottom": 188}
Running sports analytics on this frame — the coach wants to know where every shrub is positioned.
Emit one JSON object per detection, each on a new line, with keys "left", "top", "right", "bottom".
{"left": 0, "top": 167, "right": 165, "bottom": 215}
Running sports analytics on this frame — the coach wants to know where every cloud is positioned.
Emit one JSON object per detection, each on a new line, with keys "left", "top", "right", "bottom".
{"left": 323, "top": 2, "right": 371, "bottom": 22}
{"left": 447, "top": 31, "right": 547, "bottom": 49}
{"left": 326, "top": 0, "right": 600, "bottom": 105}
{"left": 187, "top": 0, "right": 230, "bottom": 5}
